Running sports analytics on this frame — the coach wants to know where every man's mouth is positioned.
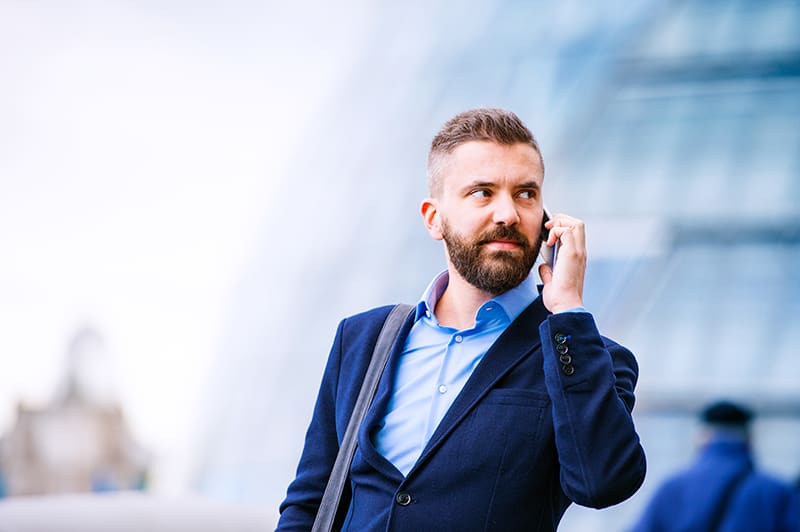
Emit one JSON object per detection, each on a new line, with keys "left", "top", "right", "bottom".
{"left": 482, "top": 239, "right": 523, "bottom": 251}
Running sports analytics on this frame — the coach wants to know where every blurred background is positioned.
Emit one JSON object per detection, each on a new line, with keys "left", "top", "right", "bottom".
{"left": 1, "top": 0, "right": 798, "bottom": 530}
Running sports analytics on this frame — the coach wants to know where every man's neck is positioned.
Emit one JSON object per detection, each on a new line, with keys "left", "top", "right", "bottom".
{"left": 434, "top": 270, "right": 497, "bottom": 330}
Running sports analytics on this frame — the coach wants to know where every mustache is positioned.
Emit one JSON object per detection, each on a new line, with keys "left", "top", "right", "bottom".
{"left": 477, "top": 225, "right": 530, "bottom": 247}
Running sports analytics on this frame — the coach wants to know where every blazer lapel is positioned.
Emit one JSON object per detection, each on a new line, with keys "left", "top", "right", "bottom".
{"left": 409, "top": 297, "right": 549, "bottom": 474}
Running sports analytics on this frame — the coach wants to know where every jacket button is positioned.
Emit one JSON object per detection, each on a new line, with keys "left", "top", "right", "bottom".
{"left": 562, "top": 364, "right": 575, "bottom": 375}
{"left": 554, "top": 333, "right": 568, "bottom": 344}
{"left": 556, "top": 344, "right": 569, "bottom": 355}
{"left": 396, "top": 492, "right": 412, "bottom": 506}
{"left": 559, "top": 354, "right": 572, "bottom": 365}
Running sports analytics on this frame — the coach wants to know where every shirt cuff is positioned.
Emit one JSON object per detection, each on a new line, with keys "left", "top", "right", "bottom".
{"left": 556, "top": 306, "right": 587, "bottom": 314}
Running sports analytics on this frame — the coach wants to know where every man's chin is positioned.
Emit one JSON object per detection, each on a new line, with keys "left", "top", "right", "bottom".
{"left": 481, "top": 250, "right": 528, "bottom": 268}
{"left": 467, "top": 271, "right": 529, "bottom": 296}
{"left": 481, "top": 247, "right": 523, "bottom": 260}
{"left": 477, "top": 255, "right": 536, "bottom": 284}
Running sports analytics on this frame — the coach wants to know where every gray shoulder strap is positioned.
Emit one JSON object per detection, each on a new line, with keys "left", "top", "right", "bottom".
{"left": 312, "top": 303, "right": 414, "bottom": 532}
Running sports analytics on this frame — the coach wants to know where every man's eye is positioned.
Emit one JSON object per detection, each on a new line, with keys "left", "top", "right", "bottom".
{"left": 470, "top": 189, "right": 490, "bottom": 198}
{"left": 517, "top": 190, "right": 536, "bottom": 199}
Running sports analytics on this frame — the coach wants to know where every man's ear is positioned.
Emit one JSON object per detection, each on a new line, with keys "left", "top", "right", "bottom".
{"left": 420, "top": 198, "right": 443, "bottom": 240}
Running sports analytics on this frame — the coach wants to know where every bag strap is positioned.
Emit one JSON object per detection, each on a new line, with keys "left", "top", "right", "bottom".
{"left": 707, "top": 466, "right": 751, "bottom": 532}
{"left": 312, "top": 303, "right": 414, "bottom": 532}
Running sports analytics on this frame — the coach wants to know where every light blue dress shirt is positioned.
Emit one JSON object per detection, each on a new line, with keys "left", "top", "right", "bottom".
{"left": 373, "top": 270, "right": 539, "bottom": 476}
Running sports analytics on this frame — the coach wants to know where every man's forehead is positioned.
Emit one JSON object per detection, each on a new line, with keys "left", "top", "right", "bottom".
{"left": 447, "top": 139, "right": 540, "bottom": 162}
{"left": 442, "top": 141, "right": 544, "bottom": 183}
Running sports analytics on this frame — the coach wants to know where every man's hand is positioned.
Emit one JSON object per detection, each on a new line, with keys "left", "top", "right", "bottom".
{"left": 538, "top": 213, "right": 586, "bottom": 313}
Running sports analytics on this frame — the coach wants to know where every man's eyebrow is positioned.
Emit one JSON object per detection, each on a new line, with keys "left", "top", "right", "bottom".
{"left": 459, "top": 180, "right": 496, "bottom": 192}
{"left": 460, "top": 180, "right": 541, "bottom": 193}
{"left": 464, "top": 179, "right": 497, "bottom": 188}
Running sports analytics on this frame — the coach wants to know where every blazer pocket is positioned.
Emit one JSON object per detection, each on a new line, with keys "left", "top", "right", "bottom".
{"left": 449, "top": 388, "right": 550, "bottom": 483}
{"left": 482, "top": 388, "right": 550, "bottom": 407}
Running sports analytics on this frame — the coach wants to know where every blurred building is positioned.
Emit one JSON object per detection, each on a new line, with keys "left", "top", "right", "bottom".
{"left": 192, "top": 0, "right": 800, "bottom": 530}
{"left": 0, "top": 328, "right": 148, "bottom": 496}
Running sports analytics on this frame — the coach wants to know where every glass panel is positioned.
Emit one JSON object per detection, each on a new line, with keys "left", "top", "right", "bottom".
{"left": 749, "top": 0, "right": 800, "bottom": 52}
{"left": 614, "top": 243, "right": 800, "bottom": 397}
{"left": 556, "top": 83, "right": 800, "bottom": 219}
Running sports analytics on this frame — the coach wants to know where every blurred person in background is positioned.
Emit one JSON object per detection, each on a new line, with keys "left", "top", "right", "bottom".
{"left": 276, "top": 108, "right": 646, "bottom": 531}
{"left": 632, "top": 400, "right": 800, "bottom": 531}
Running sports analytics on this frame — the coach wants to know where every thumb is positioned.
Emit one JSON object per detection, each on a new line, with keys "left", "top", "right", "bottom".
{"left": 538, "top": 262, "right": 553, "bottom": 285}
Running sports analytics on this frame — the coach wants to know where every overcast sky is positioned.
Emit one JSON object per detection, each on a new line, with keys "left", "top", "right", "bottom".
{"left": 0, "top": 0, "right": 373, "bottom": 492}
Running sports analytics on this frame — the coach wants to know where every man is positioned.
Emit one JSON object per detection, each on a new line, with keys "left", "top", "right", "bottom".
{"left": 277, "top": 108, "right": 646, "bottom": 531}
{"left": 632, "top": 400, "right": 800, "bottom": 531}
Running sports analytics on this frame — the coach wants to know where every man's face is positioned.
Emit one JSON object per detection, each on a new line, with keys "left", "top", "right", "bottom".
{"left": 424, "top": 140, "right": 545, "bottom": 295}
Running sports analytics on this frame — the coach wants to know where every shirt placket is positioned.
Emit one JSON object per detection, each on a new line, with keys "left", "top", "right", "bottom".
{"left": 423, "top": 329, "right": 466, "bottom": 443}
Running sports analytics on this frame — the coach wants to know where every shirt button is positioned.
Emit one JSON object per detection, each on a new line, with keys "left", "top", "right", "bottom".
{"left": 396, "top": 492, "right": 412, "bottom": 506}
{"left": 485, "top": 306, "right": 493, "bottom": 312}
{"left": 438, "top": 384, "right": 447, "bottom": 394}
{"left": 454, "top": 335, "right": 463, "bottom": 343}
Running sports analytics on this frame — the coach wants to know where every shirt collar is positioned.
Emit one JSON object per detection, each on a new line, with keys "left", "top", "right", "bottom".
{"left": 415, "top": 269, "right": 538, "bottom": 324}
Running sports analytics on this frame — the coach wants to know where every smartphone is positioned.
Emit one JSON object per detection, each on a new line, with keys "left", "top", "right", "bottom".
{"left": 540, "top": 206, "right": 559, "bottom": 268}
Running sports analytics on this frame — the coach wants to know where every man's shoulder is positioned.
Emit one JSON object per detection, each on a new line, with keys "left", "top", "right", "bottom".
{"left": 342, "top": 304, "right": 405, "bottom": 325}
{"left": 748, "top": 470, "right": 799, "bottom": 496}
{"left": 337, "top": 303, "right": 413, "bottom": 340}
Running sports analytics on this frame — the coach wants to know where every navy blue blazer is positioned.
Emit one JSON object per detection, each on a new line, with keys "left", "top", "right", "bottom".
{"left": 277, "top": 297, "right": 646, "bottom": 531}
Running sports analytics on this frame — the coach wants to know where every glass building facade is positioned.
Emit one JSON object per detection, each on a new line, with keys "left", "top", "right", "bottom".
{"left": 194, "top": 1, "right": 800, "bottom": 529}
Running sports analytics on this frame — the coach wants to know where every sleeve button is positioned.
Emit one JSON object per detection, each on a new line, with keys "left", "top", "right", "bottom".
{"left": 556, "top": 344, "right": 569, "bottom": 355}
{"left": 559, "top": 354, "right": 572, "bottom": 365}
{"left": 562, "top": 365, "right": 575, "bottom": 376}
{"left": 554, "top": 333, "right": 568, "bottom": 344}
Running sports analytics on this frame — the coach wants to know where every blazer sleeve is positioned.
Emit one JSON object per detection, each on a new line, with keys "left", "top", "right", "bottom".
{"left": 539, "top": 311, "right": 646, "bottom": 508}
{"left": 276, "top": 319, "right": 346, "bottom": 531}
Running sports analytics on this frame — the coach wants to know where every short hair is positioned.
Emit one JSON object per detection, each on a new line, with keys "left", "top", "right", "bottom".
{"left": 427, "top": 108, "right": 544, "bottom": 197}
{"left": 701, "top": 400, "right": 753, "bottom": 428}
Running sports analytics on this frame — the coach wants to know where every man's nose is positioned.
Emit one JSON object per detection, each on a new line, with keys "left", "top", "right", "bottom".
{"left": 492, "top": 194, "right": 520, "bottom": 225}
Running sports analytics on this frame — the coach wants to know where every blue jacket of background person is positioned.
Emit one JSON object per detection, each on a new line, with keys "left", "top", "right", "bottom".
{"left": 632, "top": 435, "right": 800, "bottom": 532}
{"left": 277, "top": 298, "right": 646, "bottom": 531}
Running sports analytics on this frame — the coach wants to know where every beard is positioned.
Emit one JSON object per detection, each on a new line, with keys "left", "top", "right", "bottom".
{"left": 442, "top": 220, "right": 542, "bottom": 296}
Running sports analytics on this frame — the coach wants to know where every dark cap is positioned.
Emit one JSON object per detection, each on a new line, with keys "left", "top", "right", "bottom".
{"left": 701, "top": 400, "right": 753, "bottom": 427}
